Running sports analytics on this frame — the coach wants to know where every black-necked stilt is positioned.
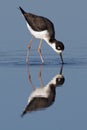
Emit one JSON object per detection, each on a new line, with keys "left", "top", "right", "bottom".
{"left": 21, "top": 65, "right": 65, "bottom": 117}
{"left": 19, "top": 7, "right": 64, "bottom": 64}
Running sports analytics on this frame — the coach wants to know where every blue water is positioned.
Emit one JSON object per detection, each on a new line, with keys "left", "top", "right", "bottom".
{"left": 0, "top": 0, "right": 87, "bottom": 129}
{"left": 0, "top": 47, "right": 87, "bottom": 129}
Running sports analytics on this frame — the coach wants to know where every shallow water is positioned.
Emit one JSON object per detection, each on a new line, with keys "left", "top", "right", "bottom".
{"left": 0, "top": 47, "right": 87, "bottom": 129}
{"left": 0, "top": 0, "right": 87, "bottom": 129}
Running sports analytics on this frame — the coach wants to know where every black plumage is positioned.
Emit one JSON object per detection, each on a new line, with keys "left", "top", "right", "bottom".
{"left": 19, "top": 7, "right": 55, "bottom": 41}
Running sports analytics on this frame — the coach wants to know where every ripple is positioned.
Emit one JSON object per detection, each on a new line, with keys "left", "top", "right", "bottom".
{"left": 0, "top": 50, "right": 87, "bottom": 67}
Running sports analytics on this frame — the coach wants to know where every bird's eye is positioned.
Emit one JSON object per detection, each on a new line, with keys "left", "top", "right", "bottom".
{"left": 58, "top": 47, "right": 61, "bottom": 50}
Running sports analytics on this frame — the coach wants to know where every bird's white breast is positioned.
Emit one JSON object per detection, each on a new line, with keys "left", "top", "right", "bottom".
{"left": 26, "top": 22, "right": 49, "bottom": 39}
{"left": 26, "top": 22, "right": 59, "bottom": 54}
{"left": 28, "top": 86, "right": 50, "bottom": 104}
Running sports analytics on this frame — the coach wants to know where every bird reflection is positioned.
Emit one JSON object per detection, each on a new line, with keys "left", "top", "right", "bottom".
{"left": 21, "top": 64, "right": 65, "bottom": 117}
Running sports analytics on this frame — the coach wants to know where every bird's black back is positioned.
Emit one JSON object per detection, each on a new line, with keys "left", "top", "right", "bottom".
{"left": 19, "top": 7, "right": 55, "bottom": 40}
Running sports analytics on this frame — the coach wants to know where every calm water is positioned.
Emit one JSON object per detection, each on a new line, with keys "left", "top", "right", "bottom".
{"left": 0, "top": 46, "right": 87, "bottom": 129}
{"left": 0, "top": 0, "right": 87, "bottom": 129}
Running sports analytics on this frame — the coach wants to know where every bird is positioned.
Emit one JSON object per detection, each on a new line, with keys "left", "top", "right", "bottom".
{"left": 21, "top": 64, "right": 65, "bottom": 117}
{"left": 19, "top": 6, "right": 64, "bottom": 64}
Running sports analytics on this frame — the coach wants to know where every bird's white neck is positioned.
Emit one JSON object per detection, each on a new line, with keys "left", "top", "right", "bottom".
{"left": 44, "top": 38, "right": 57, "bottom": 53}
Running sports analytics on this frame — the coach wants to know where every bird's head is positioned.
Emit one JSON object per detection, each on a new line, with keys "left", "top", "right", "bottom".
{"left": 55, "top": 40, "right": 64, "bottom": 53}
{"left": 52, "top": 40, "right": 64, "bottom": 64}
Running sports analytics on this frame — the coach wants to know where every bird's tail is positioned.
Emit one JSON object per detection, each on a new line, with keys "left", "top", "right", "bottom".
{"left": 21, "top": 110, "right": 27, "bottom": 117}
{"left": 19, "top": 6, "right": 26, "bottom": 15}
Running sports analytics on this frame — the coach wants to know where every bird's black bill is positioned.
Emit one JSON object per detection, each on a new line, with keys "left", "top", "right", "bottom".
{"left": 59, "top": 53, "right": 64, "bottom": 64}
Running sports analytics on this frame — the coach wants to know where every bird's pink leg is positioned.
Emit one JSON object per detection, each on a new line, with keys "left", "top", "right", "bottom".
{"left": 26, "top": 36, "right": 34, "bottom": 63}
{"left": 38, "top": 39, "right": 44, "bottom": 63}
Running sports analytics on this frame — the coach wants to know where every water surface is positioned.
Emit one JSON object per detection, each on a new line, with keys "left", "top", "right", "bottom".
{"left": 0, "top": 0, "right": 87, "bottom": 129}
{"left": 0, "top": 48, "right": 87, "bottom": 130}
